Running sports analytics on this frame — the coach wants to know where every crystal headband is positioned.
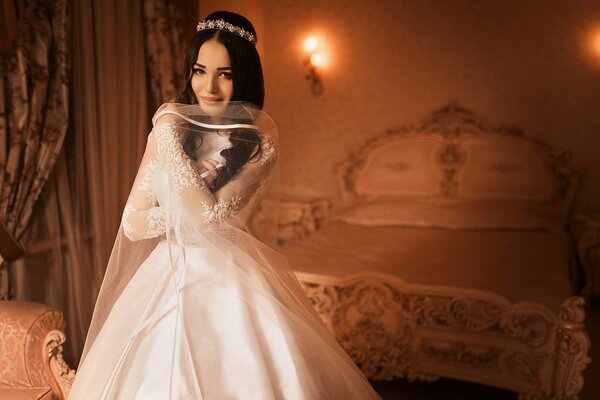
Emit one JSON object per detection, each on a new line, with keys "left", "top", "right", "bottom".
{"left": 196, "top": 19, "right": 257, "bottom": 45}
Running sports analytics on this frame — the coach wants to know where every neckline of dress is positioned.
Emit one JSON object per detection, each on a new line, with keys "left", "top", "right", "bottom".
{"left": 153, "top": 109, "right": 258, "bottom": 130}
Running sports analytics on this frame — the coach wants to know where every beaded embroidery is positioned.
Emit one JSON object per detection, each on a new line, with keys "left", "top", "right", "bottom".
{"left": 201, "top": 196, "right": 242, "bottom": 223}
{"left": 130, "top": 122, "right": 278, "bottom": 228}
{"left": 147, "top": 207, "right": 166, "bottom": 236}
{"left": 260, "top": 136, "right": 278, "bottom": 165}
{"left": 122, "top": 205, "right": 166, "bottom": 240}
{"left": 138, "top": 160, "right": 159, "bottom": 204}
{"left": 122, "top": 204, "right": 137, "bottom": 240}
{"left": 154, "top": 122, "right": 211, "bottom": 194}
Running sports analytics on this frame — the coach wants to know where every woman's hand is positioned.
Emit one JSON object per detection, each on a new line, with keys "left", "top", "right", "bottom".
{"left": 196, "top": 159, "right": 222, "bottom": 189}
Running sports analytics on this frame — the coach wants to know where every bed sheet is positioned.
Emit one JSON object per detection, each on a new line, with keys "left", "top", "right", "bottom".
{"left": 281, "top": 222, "right": 574, "bottom": 313}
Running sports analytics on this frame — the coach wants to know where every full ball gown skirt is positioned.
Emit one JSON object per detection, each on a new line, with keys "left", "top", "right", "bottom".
{"left": 68, "top": 238, "right": 382, "bottom": 399}
{"left": 69, "top": 104, "right": 381, "bottom": 399}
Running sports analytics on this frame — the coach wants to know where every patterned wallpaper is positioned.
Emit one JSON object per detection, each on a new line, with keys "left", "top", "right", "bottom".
{"left": 199, "top": 0, "right": 600, "bottom": 212}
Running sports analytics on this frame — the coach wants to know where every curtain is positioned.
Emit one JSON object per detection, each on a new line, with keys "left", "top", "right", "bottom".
{"left": 142, "top": 0, "right": 186, "bottom": 110}
{"left": 12, "top": 0, "right": 192, "bottom": 366}
{"left": 12, "top": 0, "right": 149, "bottom": 365}
{"left": 0, "top": 0, "right": 70, "bottom": 299}
{"left": 0, "top": 0, "right": 19, "bottom": 51}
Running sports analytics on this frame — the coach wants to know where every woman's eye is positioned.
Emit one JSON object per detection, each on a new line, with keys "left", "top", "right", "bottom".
{"left": 192, "top": 68, "right": 205, "bottom": 75}
{"left": 220, "top": 72, "right": 232, "bottom": 79}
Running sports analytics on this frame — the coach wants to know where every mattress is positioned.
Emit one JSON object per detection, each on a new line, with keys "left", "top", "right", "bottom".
{"left": 281, "top": 222, "right": 574, "bottom": 313}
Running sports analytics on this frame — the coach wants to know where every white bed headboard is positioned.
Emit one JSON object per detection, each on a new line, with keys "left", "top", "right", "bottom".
{"left": 338, "top": 103, "right": 583, "bottom": 217}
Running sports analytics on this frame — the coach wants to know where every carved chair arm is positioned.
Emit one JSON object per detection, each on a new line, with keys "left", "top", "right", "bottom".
{"left": 0, "top": 301, "right": 75, "bottom": 400}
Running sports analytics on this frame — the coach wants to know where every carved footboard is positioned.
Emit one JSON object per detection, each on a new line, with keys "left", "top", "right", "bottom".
{"left": 295, "top": 272, "right": 591, "bottom": 400}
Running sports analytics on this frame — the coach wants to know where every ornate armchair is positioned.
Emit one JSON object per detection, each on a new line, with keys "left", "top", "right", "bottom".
{"left": 0, "top": 301, "right": 75, "bottom": 400}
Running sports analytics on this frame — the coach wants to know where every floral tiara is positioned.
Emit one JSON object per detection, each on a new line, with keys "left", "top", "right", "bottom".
{"left": 196, "top": 19, "right": 257, "bottom": 45}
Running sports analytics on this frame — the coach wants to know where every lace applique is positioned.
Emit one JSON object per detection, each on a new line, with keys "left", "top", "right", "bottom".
{"left": 138, "top": 159, "right": 158, "bottom": 204}
{"left": 201, "top": 196, "right": 242, "bottom": 223}
{"left": 122, "top": 204, "right": 166, "bottom": 240}
{"left": 260, "top": 136, "right": 278, "bottom": 165}
{"left": 122, "top": 204, "right": 136, "bottom": 240}
{"left": 147, "top": 207, "right": 166, "bottom": 236}
{"left": 154, "top": 122, "right": 209, "bottom": 193}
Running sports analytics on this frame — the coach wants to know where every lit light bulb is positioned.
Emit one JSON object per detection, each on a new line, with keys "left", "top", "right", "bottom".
{"left": 309, "top": 52, "right": 326, "bottom": 68}
{"left": 304, "top": 36, "right": 318, "bottom": 53}
{"left": 593, "top": 31, "right": 600, "bottom": 56}
{"left": 302, "top": 35, "right": 326, "bottom": 95}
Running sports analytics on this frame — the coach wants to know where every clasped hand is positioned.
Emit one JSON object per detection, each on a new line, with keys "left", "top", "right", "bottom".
{"left": 151, "top": 158, "right": 221, "bottom": 210}
{"left": 195, "top": 159, "right": 222, "bottom": 190}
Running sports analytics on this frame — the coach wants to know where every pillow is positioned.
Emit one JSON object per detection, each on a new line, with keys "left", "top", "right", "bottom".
{"left": 331, "top": 200, "right": 564, "bottom": 232}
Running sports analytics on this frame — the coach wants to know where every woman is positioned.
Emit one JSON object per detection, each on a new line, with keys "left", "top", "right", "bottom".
{"left": 69, "top": 11, "right": 381, "bottom": 400}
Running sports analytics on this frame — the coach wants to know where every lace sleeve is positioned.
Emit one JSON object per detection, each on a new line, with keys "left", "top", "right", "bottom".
{"left": 134, "top": 119, "right": 278, "bottom": 230}
{"left": 122, "top": 205, "right": 166, "bottom": 241}
{"left": 202, "top": 134, "right": 278, "bottom": 223}
{"left": 159, "top": 128, "right": 278, "bottom": 226}
{"left": 121, "top": 130, "right": 167, "bottom": 241}
{"left": 154, "top": 122, "right": 213, "bottom": 195}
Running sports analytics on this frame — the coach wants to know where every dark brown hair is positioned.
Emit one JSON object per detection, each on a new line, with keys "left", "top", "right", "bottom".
{"left": 176, "top": 11, "right": 264, "bottom": 192}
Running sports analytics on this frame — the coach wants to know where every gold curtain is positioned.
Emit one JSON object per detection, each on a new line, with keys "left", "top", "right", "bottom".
{"left": 0, "top": 0, "right": 71, "bottom": 299}
{"left": 12, "top": 0, "right": 192, "bottom": 366}
{"left": 142, "top": 0, "right": 188, "bottom": 110}
{"left": 0, "top": 0, "right": 19, "bottom": 51}
{"left": 12, "top": 0, "right": 149, "bottom": 365}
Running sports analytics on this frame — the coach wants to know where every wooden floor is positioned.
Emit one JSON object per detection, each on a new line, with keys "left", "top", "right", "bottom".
{"left": 370, "top": 303, "right": 599, "bottom": 400}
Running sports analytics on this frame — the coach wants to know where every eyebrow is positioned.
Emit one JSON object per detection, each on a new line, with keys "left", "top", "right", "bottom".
{"left": 194, "top": 63, "right": 232, "bottom": 71}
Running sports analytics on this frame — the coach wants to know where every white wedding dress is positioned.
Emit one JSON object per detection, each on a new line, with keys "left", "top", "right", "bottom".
{"left": 68, "top": 103, "right": 381, "bottom": 400}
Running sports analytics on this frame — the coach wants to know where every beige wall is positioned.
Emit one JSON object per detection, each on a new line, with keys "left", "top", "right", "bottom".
{"left": 199, "top": 0, "right": 600, "bottom": 212}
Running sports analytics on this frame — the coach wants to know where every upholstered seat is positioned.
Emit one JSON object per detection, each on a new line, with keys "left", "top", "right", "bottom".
{"left": 0, "top": 388, "right": 53, "bottom": 400}
{"left": 0, "top": 301, "right": 75, "bottom": 400}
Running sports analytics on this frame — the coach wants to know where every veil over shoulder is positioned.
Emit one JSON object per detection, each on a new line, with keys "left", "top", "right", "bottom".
{"left": 70, "top": 102, "right": 381, "bottom": 400}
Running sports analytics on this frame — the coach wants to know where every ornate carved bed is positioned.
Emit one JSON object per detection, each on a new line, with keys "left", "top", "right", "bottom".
{"left": 277, "top": 104, "right": 591, "bottom": 399}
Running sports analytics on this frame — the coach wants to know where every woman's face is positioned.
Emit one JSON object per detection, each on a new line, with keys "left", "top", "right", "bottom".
{"left": 191, "top": 39, "right": 234, "bottom": 114}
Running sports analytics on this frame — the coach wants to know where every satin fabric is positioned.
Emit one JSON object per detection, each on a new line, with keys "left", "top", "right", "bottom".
{"left": 69, "top": 238, "right": 381, "bottom": 399}
{"left": 69, "top": 103, "right": 381, "bottom": 399}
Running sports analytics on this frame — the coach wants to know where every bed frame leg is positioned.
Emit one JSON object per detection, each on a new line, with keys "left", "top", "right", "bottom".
{"left": 519, "top": 297, "right": 591, "bottom": 400}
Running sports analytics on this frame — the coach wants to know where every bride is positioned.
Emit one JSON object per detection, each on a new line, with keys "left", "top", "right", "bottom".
{"left": 68, "top": 10, "right": 381, "bottom": 400}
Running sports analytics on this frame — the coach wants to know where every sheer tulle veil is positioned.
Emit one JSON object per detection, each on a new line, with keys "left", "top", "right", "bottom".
{"left": 75, "top": 101, "right": 380, "bottom": 399}
{"left": 80, "top": 102, "right": 282, "bottom": 363}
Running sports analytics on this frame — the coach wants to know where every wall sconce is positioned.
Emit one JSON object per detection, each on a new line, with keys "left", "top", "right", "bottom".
{"left": 303, "top": 36, "right": 325, "bottom": 96}
{"left": 592, "top": 30, "right": 600, "bottom": 58}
